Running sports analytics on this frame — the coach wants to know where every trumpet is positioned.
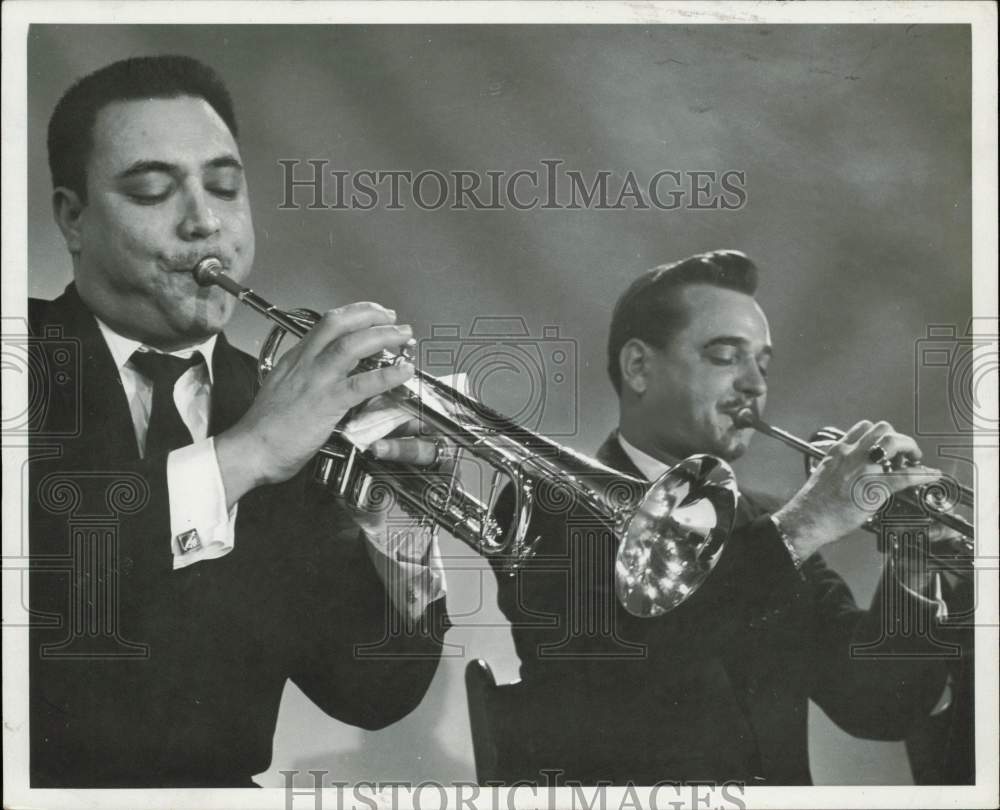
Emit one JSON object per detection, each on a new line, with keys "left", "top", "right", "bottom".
{"left": 735, "top": 409, "right": 975, "bottom": 578}
{"left": 194, "top": 257, "right": 739, "bottom": 616}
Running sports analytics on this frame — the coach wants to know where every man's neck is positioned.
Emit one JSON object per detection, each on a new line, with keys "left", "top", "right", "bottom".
{"left": 75, "top": 277, "right": 215, "bottom": 353}
{"left": 98, "top": 315, "right": 212, "bottom": 353}
{"left": 94, "top": 315, "right": 218, "bottom": 380}
{"left": 618, "top": 423, "right": 681, "bottom": 468}
{"left": 616, "top": 427, "right": 681, "bottom": 483}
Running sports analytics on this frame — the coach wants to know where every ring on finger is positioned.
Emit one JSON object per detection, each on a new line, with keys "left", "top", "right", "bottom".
{"left": 868, "top": 443, "right": 894, "bottom": 472}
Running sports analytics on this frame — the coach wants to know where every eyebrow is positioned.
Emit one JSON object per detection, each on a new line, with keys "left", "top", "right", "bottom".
{"left": 116, "top": 154, "right": 244, "bottom": 180}
{"left": 704, "top": 336, "right": 773, "bottom": 357}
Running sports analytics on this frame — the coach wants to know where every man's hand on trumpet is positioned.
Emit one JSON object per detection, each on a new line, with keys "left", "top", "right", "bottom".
{"left": 340, "top": 404, "right": 456, "bottom": 610}
{"left": 214, "top": 302, "right": 416, "bottom": 508}
{"left": 370, "top": 416, "right": 458, "bottom": 470}
{"left": 340, "top": 408, "right": 460, "bottom": 532}
{"left": 773, "top": 420, "right": 944, "bottom": 561}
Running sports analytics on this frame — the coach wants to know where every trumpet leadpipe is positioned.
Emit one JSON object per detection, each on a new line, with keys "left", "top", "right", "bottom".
{"left": 193, "top": 256, "right": 310, "bottom": 338}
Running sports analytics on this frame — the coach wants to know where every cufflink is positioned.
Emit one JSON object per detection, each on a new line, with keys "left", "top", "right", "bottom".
{"left": 176, "top": 529, "right": 202, "bottom": 553}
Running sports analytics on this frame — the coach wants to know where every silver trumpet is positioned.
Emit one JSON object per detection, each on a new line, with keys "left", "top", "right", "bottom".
{"left": 194, "top": 257, "right": 740, "bottom": 616}
{"left": 735, "top": 409, "right": 975, "bottom": 579}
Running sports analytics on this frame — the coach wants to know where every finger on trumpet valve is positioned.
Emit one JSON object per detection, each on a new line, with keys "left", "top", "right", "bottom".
{"left": 397, "top": 338, "right": 417, "bottom": 364}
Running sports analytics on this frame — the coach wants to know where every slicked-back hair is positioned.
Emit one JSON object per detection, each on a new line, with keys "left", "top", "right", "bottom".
{"left": 606, "top": 250, "right": 760, "bottom": 394}
{"left": 47, "top": 55, "right": 238, "bottom": 201}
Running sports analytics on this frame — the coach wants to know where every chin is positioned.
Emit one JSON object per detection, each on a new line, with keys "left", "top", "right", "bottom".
{"left": 713, "top": 434, "right": 748, "bottom": 462}
{"left": 724, "top": 445, "right": 747, "bottom": 462}
{"left": 159, "top": 304, "right": 229, "bottom": 347}
{"left": 190, "top": 289, "right": 235, "bottom": 331}
{"left": 726, "top": 431, "right": 756, "bottom": 461}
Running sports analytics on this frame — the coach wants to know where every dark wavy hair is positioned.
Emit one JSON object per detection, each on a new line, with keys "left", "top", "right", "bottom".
{"left": 47, "top": 55, "right": 238, "bottom": 201}
{"left": 606, "top": 250, "right": 760, "bottom": 394}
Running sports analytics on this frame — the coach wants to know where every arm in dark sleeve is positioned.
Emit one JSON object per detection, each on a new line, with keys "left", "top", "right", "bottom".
{"left": 804, "top": 554, "right": 949, "bottom": 739}
{"left": 30, "top": 448, "right": 180, "bottom": 613}
{"left": 29, "top": 447, "right": 201, "bottom": 785}
{"left": 285, "top": 489, "right": 449, "bottom": 729}
{"left": 490, "top": 487, "right": 805, "bottom": 665}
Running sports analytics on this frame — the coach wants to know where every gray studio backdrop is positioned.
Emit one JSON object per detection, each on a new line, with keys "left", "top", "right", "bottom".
{"left": 26, "top": 24, "right": 971, "bottom": 785}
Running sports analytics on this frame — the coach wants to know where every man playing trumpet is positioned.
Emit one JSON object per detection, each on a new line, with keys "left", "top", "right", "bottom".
{"left": 29, "top": 55, "right": 448, "bottom": 788}
{"left": 488, "top": 250, "right": 969, "bottom": 785}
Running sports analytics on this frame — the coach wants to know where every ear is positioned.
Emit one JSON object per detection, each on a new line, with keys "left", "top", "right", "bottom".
{"left": 52, "top": 187, "right": 86, "bottom": 254}
{"left": 619, "top": 338, "right": 654, "bottom": 395}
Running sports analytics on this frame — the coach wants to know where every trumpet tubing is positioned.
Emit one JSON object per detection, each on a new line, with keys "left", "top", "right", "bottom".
{"left": 193, "top": 257, "right": 741, "bottom": 615}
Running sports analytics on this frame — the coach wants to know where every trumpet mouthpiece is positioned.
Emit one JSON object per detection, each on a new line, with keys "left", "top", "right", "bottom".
{"left": 733, "top": 408, "right": 757, "bottom": 429}
{"left": 193, "top": 256, "right": 224, "bottom": 287}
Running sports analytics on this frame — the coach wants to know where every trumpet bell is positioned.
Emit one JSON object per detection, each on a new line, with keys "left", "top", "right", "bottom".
{"left": 615, "top": 456, "right": 739, "bottom": 618}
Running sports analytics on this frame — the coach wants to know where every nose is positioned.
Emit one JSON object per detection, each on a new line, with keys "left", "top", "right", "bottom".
{"left": 735, "top": 360, "right": 767, "bottom": 399}
{"left": 177, "top": 187, "right": 220, "bottom": 241}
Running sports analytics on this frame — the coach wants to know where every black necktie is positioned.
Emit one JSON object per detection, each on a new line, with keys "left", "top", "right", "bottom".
{"left": 129, "top": 350, "right": 205, "bottom": 457}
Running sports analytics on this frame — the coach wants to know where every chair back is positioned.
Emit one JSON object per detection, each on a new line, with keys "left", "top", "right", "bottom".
{"left": 465, "top": 659, "right": 523, "bottom": 784}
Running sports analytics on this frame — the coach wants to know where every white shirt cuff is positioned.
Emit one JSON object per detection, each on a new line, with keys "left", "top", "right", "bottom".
{"left": 166, "top": 437, "right": 238, "bottom": 570}
{"left": 362, "top": 520, "right": 447, "bottom": 622}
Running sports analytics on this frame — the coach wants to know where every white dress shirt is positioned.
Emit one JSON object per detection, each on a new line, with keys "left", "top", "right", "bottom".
{"left": 617, "top": 432, "right": 672, "bottom": 483}
{"left": 94, "top": 318, "right": 444, "bottom": 620}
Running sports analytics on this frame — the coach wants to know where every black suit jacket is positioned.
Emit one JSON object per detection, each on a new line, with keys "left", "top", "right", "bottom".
{"left": 28, "top": 284, "right": 448, "bottom": 788}
{"left": 487, "top": 431, "right": 948, "bottom": 785}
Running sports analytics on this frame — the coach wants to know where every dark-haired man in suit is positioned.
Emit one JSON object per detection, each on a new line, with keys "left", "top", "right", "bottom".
{"left": 29, "top": 55, "right": 448, "bottom": 788}
{"left": 489, "top": 251, "right": 961, "bottom": 785}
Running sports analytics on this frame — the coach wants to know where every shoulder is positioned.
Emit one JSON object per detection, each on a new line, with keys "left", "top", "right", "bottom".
{"left": 28, "top": 290, "right": 94, "bottom": 352}
{"left": 28, "top": 295, "right": 65, "bottom": 333}
{"left": 216, "top": 335, "right": 257, "bottom": 372}
{"left": 594, "top": 430, "right": 638, "bottom": 476}
{"left": 210, "top": 333, "right": 263, "bottom": 400}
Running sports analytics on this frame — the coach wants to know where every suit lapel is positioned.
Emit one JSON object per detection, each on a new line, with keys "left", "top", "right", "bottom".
{"left": 56, "top": 284, "right": 141, "bottom": 463}
{"left": 53, "top": 284, "right": 257, "bottom": 461}
{"left": 594, "top": 430, "right": 643, "bottom": 479}
{"left": 208, "top": 333, "right": 257, "bottom": 437}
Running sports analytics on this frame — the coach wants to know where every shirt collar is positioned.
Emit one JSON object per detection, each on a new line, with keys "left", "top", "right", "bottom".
{"left": 94, "top": 317, "right": 218, "bottom": 384}
{"left": 616, "top": 432, "right": 677, "bottom": 482}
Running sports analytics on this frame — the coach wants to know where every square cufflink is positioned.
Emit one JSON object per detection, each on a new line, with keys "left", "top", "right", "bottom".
{"left": 176, "top": 529, "right": 202, "bottom": 554}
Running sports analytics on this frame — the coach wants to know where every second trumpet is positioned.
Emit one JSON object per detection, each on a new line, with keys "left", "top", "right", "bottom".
{"left": 735, "top": 409, "right": 974, "bottom": 577}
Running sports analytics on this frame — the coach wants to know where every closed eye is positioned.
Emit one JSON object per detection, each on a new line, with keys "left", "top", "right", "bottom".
{"left": 706, "top": 349, "right": 738, "bottom": 365}
{"left": 128, "top": 190, "right": 171, "bottom": 205}
{"left": 208, "top": 186, "right": 239, "bottom": 200}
